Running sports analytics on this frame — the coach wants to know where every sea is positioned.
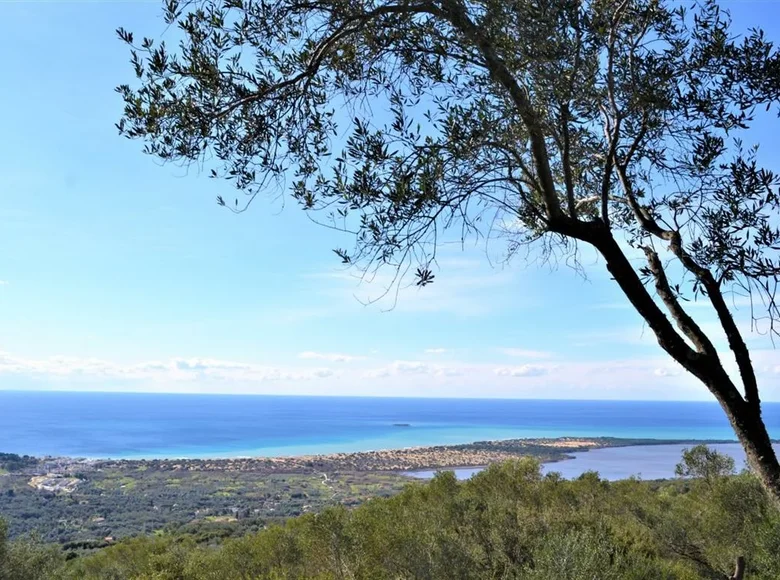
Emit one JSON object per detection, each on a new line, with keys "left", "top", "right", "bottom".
{"left": 2, "top": 391, "right": 779, "bottom": 480}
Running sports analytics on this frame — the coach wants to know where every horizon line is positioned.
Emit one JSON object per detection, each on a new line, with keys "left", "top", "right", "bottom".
{"left": 0, "top": 388, "right": 760, "bottom": 404}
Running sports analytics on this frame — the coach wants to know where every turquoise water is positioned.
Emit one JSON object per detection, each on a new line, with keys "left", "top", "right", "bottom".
{"left": 1, "top": 391, "right": 778, "bottom": 459}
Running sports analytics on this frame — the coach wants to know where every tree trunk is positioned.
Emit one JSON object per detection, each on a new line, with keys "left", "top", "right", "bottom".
{"left": 721, "top": 397, "right": 780, "bottom": 501}
{"left": 558, "top": 220, "right": 780, "bottom": 504}
{"left": 730, "top": 556, "right": 745, "bottom": 580}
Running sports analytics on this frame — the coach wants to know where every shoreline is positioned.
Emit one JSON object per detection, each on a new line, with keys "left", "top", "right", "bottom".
{"left": 6, "top": 436, "right": 744, "bottom": 477}
{"left": 1, "top": 437, "right": 757, "bottom": 543}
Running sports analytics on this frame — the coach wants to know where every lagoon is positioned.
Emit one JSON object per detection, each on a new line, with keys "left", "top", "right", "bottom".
{"left": 405, "top": 443, "right": 764, "bottom": 481}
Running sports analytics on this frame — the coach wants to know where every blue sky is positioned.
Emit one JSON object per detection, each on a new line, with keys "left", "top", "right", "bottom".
{"left": 1, "top": 0, "right": 780, "bottom": 400}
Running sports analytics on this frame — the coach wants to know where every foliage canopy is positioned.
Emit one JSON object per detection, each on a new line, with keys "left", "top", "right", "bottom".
{"left": 117, "top": 0, "right": 780, "bottom": 290}
{"left": 675, "top": 443, "right": 737, "bottom": 482}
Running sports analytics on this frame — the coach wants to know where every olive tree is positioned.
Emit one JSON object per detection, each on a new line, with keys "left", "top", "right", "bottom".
{"left": 675, "top": 444, "right": 736, "bottom": 482}
{"left": 116, "top": 0, "right": 780, "bottom": 499}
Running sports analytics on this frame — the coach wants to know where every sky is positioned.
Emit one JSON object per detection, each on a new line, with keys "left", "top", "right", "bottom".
{"left": 1, "top": 0, "right": 780, "bottom": 400}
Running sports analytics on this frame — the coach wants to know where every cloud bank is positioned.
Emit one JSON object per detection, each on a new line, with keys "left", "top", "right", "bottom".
{"left": 2, "top": 348, "right": 780, "bottom": 401}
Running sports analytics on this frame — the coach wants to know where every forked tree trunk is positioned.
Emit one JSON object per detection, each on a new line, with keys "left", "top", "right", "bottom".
{"left": 444, "top": 0, "right": 780, "bottom": 505}
{"left": 557, "top": 220, "right": 780, "bottom": 504}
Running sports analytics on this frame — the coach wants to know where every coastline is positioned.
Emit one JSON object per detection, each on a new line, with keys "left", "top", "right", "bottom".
{"left": 1, "top": 436, "right": 756, "bottom": 544}
{"left": 9, "top": 436, "right": 742, "bottom": 477}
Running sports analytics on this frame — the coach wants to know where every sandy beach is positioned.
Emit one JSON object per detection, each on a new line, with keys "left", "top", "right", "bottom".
{"left": 89, "top": 436, "right": 712, "bottom": 475}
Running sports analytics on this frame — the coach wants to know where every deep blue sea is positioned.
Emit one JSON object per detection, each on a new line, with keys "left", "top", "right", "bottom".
{"left": 2, "top": 391, "right": 779, "bottom": 463}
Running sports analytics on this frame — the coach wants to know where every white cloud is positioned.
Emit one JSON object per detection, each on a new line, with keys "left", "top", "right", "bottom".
{"left": 653, "top": 367, "right": 681, "bottom": 377}
{"left": 435, "top": 367, "right": 464, "bottom": 377}
{"left": 5, "top": 345, "right": 780, "bottom": 401}
{"left": 494, "top": 365, "right": 550, "bottom": 378}
{"left": 297, "top": 351, "right": 361, "bottom": 363}
{"left": 500, "top": 348, "right": 553, "bottom": 359}
{"left": 392, "top": 360, "right": 431, "bottom": 374}
{"left": 172, "top": 358, "right": 253, "bottom": 372}
{"left": 425, "top": 348, "right": 448, "bottom": 354}
{"left": 0, "top": 351, "right": 334, "bottom": 384}
{"left": 362, "top": 360, "right": 466, "bottom": 379}
{"left": 362, "top": 367, "right": 392, "bottom": 379}
{"left": 568, "top": 326, "right": 657, "bottom": 348}
{"left": 0, "top": 280, "right": 7, "bottom": 286}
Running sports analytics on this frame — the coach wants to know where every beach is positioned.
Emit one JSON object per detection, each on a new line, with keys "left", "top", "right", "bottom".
{"left": 21, "top": 436, "right": 746, "bottom": 479}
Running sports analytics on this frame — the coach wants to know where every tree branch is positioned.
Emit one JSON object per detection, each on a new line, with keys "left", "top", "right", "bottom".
{"left": 554, "top": 220, "right": 699, "bottom": 370}
{"left": 614, "top": 163, "right": 760, "bottom": 408}
{"left": 668, "top": 233, "right": 761, "bottom": 409}
{"left": 552, "top": 218, "right": 745, "bottom": 414}
{"left": 211, "top": 2, "right": 444, "bottom": 121}
{"left": 643, "top": 246, "right": 718, "bottom": 356}
{"left": 438, "top": 0, "right": 562, "bottom": 221}
{"left": 600, "top": 110, "right": 621, "bottom": 229}
{"left": 601, "top": 0, "right": 630, "bottom": 229}
{"left": 730, "top": 556, "right": 745, "bottom": 580}
{"left": 560, "top": 104, "right": 577, "bottom": 219}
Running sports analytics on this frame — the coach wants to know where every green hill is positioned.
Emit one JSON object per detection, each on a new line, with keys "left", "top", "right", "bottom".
{"left": 2, "top": 447, "right": 779, "bottom": 579}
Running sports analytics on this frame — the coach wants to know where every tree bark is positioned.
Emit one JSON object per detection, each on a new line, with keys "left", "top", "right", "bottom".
{"left": 552, "top": 218, "right": 780, "bottom": 503}
{"left": 730, "top": 556, "right": 745, "bottom": 580}
{"left": 721, "top": 397, "right": 780, "bottom": 500}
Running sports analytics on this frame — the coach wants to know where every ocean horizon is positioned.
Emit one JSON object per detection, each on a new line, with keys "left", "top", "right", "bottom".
{"left": 2, "top": 390, "right": 779, "bottom": 460}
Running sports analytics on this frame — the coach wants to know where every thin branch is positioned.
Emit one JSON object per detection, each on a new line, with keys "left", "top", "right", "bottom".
{"left": 669, "top": 232, "right": 761, "bottom": 409}
{"left": 643, "top": 246, "right": 718, "bottom": 357}
{"left": 614, "top": 163, "right": 760, "bottom": 408}
{"left": 211, "top": 2, "right": 444, "bottom": 121}
{"left": 560, "top": 103, "right": 577, "bottom": 219}
{"left": 600, "top": 109, "right": 621, "bottom": 229}
{"left": 438, "top": 0, "right": 562, "bottom": 220}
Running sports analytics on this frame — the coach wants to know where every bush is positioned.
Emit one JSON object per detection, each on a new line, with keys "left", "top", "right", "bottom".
{"left": 0, "top": 519, "right": 64, "bottom": 580}
{"left": 1, "top": 447, "right": 776, "bottom": 579}
{"left": 61, "top": 451, "right": 780, "bottom": 580}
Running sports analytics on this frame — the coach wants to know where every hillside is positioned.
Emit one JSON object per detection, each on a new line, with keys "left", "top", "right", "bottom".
{"left": 0, "top": 438, "right": 712, "bottom": 544}
{"left": 2, "top": 447, "right": 779, "bottom": 579}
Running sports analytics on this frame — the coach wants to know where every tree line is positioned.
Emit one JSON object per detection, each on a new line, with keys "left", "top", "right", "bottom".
{"left": 2, "top": 447, "right": 779, "bottom": 579}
